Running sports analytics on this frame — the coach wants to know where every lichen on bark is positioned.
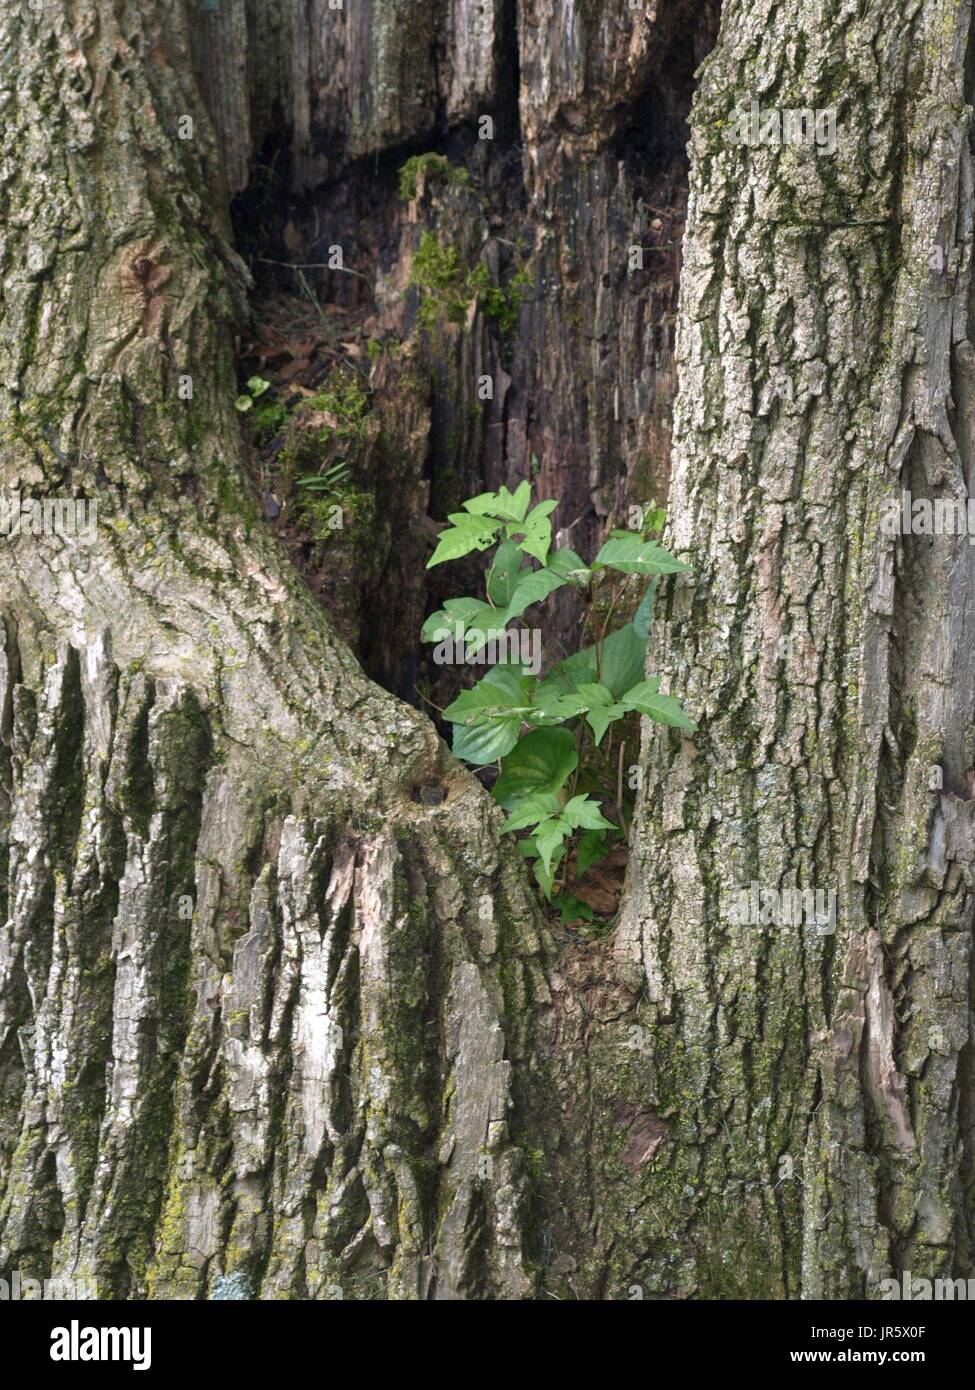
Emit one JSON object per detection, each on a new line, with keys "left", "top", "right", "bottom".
{"left": 619, "top": 0, "right": 975, "bottom": 1296}
{"left": 0, "top": 0, "right": 549, "bottom": 1300}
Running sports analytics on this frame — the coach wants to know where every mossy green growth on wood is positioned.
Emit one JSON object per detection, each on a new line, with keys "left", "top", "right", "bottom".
{"left": 398, "top": 153, "right": 471, "bottom": 202}
{"left": 410, "top": 233, "right": 532, "bottom": 338}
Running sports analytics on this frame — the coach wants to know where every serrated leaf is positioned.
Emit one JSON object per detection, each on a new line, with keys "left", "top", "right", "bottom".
{"left": 533, "top": 854, "right": 561, "bottom": 898}
{"left": 559, "top": 682, "right": 623, "bottom": 744}
{"left": 500, "top": 793, "right": 562, "bottom": 833}
{"left": 575, "top": 829, "right": 611, "bottom": 877}
{"left": 533, "top": 818, "right": 572, "bottom": 875}
{"left": 620, "top": 679, "right": 697, "bottom": 731}
{"left": 509, "top": 500, "right": 558, "bottom": 565}
{"left": 492, "top": 728, "right": 578, "bottom": 809}
{"left": 593, "top": 536, "right": 690, "bottom": 576}
{"left": 529, "top": 688, "right": 589, "bottom": 725}
{"left": 586, "top": 701, "right": 626, "bottom": 745}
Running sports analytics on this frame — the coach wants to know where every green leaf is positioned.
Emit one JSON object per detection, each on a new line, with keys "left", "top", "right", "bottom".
{"left": 558, "top": 683, "right": 624, "bottom": 745}
{"left": 539, "top": 623, "right": 646, "bottom": 702}
{"left": 529, "top": 679, "right": 625, "bottom": 745}
{"left": 427, "top": 512, "right": 501, "bottom": 568}
{"left": 422, "top": 596, "right": 493, "bottom": 643}
{"left": 586, "top": 703, "right": 627, "bottom": 746}
{"left": 593, "top": 536, "right": 690, "bottom": 576}
{"left": 575, "top": 682, "right": 614, "bottom": 706}
{"left": 575, "top": 829, "right": 611, "bottom": 878}
{"left": 504, "top": 566, "right": 567, "bottom": 621}
{"left": 509, "top": 500, "right": 557, "bottom": 565}
{"left": 444, "top": 667, "right": 533, "bottom": 721}
{"left": 546, "top": 548, "right": 592, "bottom": 586}
{"left": 500, "top": 793, "right": 562, "bottom": 833}
{"left": 246, "top": 375, "right": 271, "bottom": 397}
{"left": 533, "top": 854, "right": 561, "bottom": 899}
{"left": 492, "top": 728, "right": 578, "bottom": 809}
{"left": 234, "top": 395, "right": 254, "bottom": 412}
{"left": 533, "top": 817, "right": 572, "bottom": 875}
{"left": 452, "top": 718, "right": 520, "bottom": 765}
{"left": 445, "top": 668, "right": 534, "bottom": 764}
{"left": 595, "top": 625, "right": 646, "bottom": 700}
{"left": 633, "top": 583, "right": 655, "bottom": 641}
{"left": 620, "top": 679, "right": 697, "bottom": 731}
{"left": 464, "top": 481, "right": 532, "bottom": 523}
{"left": 561, "top": 794, "right": 616, "bottom": 831}
{"left": 642, "top": 505, "right": 666, "bottom": 536}
{"left": 553, "top": 892, "right": 596, "bottom": 925}
{"left": 486, "top": 540, "right": 526, "bottom": 606}
{"left": 528, "top": 688, "right": 589, "bottom": 726}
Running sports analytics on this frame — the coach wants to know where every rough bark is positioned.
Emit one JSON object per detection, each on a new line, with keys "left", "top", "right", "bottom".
{"left": 0, "top": 0, "right": 548, "bottom": 1300}
{"left": 621, "top": 0, "right": 975, "bottom": 1296}
{"left": 5, "top": 0, "right": 971, "bottom": 1304}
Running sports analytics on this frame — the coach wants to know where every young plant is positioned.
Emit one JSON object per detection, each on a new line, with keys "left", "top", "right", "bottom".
{"left": 423, "top": 482, "right": 695, "bottom": 903}
{"left": 235, "top": 374, "right": 288, "bottom": 442}
{"left": 295, "top": 459, "right": 352, "bottom": 493}
{"left": 235, "top": 374, "right": 272, "bottom": 413}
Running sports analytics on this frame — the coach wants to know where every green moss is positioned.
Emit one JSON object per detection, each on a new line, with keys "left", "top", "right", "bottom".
{"left": 398, "top": 153, "right": 471, "bottom": 202}
{"left": 410, "top": 233, "right": 532, "bottom": 339}
{"left": 251, "top": 396, "right": 288, "bottom": 443}
{"left": 410, "top": 233, "right": 476, "bottom": 329}
{"left": 474, "top": 263, "right": 532, "bottom": 338}
{"left": 278, "top": 370, "right": 372, "bottom": 482}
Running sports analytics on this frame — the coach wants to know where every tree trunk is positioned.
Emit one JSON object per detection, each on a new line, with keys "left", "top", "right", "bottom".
{"left": 0, "top": 0, "right": 547, "bottom": 1301}
{"left": 621, "top": 0, "right": 975, "bottom": 1296}
{"left": 2, "top": 0, "right": 973, "bottom": 1304}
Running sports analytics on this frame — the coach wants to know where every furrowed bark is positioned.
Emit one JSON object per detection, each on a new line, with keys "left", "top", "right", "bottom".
{"left": 0, "top": 0, "right": 547, "bottom": 1300}
{"left": 4, "top": 0, "right": 968, "bottom": 1304}
{"left": 620, "top": 0, "right": 975, "bottom": 1296}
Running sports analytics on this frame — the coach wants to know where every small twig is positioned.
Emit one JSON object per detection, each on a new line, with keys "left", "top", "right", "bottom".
{"left": 416, "top": 688, "right": 446, "bottom": 715}
{"left": 256, "top": 256, "right": 369, "bottom": 281}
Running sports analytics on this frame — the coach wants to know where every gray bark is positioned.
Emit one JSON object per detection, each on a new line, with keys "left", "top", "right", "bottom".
{"left": 622, "top": 0, "right": 975, "bottom": 1295}
{"left": 3, "top": 0, "right": 972, "bottom": 1303}
{"left": 0, "top": 0, "right": 546, "bottom": 1300}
